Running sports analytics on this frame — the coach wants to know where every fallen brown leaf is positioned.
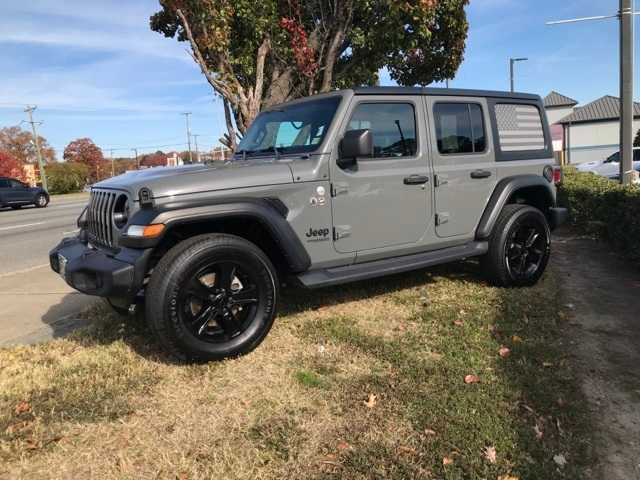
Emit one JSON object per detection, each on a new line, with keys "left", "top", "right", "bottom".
{"left": 498, "top": 475, "right": 519, "bottom": 480}
{"left": 397, "top": 445, "right": 417, "bottom": 456}
{"left": 337, "top": 441, "right": 351, "bottom": 451}
{"left": 498, "top": 347, "right": 511, "bottom": 358}
{"left": 484, "top": 446, "right": 497, "bottom": 464}
{"left": 464, "top": 374, "right": 480, "bottom": 384}
{"left": 512, "top": 335, "right": 524, "bottom": 343}
{"left": 364, "top": 394, "right": 377, "bottom": 409}
{"left": 453, "top": 320, "right": 464, "bottom": 326}
{"left": 424, "top": 428, "right": 437, "bottom": 436}
{"left": 14, "top": 400, "right": 31, "bottom": 415}
{"left": 442, "top": 456, "right": 454, "bottom": 466}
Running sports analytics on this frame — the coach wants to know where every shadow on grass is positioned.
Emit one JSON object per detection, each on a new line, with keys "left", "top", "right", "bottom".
{"left": 61, "top": 260, "right": 485, "bottom": 364}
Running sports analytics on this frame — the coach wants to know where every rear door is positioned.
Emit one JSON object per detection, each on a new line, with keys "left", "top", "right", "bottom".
{"left": 427, "top": 98, "right": 497, "bottom": 238}
{"left": 331, "top": 96, "right": 431, "bottom": 253}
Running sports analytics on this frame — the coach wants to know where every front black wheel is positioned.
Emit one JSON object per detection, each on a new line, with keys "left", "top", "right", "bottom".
{"left": 146, "top": 234, "right": 278, "bottom": 361}
{"left": 35, "top": 193, "right": 49, "bottom": 208}
{"left": 482, "top": 204, "right": 551, "bottom": 287}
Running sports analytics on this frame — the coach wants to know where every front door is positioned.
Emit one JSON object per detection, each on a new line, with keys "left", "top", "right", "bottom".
{"left": 428, "top": 98, "right": 497, "bottom": 238}
{"left": 8, "top": 179, "right": 33, "bottom": 203}
{"left": 331, "top": 97, "right": 431, "bottom": 253}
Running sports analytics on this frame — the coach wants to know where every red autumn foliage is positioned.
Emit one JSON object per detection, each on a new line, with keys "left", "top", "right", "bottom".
{"left": 140, "top": 151, "right": 168, "bottom": 168}
{"left": 63, "top": 138, "right": 106, "bottom": 183}
{"left": 0, "top": 151, "right": 25, "bottom": 180}
{"left": 279, "top": 17, "right": 318, "bottom": 78}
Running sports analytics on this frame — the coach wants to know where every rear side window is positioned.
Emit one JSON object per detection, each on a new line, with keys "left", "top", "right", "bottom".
{"left": 347, "top": 103, "right": 417, "bottom": 157}
{"left": 0, "top": 179, "right": 9, "bottom": 188}
{"left": 494, "top": 104, "right": 546, "bottom": 152}
{"left": 434, "top": 103, "right": 486, "bottom": 154}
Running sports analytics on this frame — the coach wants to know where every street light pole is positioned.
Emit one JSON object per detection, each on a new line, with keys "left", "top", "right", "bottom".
{"left": 131, "top": 148, "right": 139, "bottom": 169}
{"left": 509, "top": 57, "right": 528, "bottom": 92}
{"left": 192, "top": 134, "right": 201, "bottom": 163}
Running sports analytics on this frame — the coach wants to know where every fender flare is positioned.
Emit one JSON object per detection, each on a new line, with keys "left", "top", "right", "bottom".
{"left": 124, "top": 198, "right": 311, "bottom": 273}
{"left": 476, "top": 175, "right": 555, "bottom": 240}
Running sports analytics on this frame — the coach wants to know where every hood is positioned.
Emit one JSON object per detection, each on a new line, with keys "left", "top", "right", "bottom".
{"left": 94, "top": 158, "right": 294, "bottom": 199}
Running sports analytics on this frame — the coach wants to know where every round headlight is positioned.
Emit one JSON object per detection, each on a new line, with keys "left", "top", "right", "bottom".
{"left": 113, "top": 194, "right": 129, "bottom": 229}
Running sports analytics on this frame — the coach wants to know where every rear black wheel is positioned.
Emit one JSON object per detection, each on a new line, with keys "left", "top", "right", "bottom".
{"left": 146, "top": 234, "right": 278, "bottom": 361}
{"left": 482, "top": 204, "right": 551, "bottom": 287}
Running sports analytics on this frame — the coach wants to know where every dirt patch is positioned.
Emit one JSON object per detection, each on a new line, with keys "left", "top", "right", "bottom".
{"left": 553, "top": 229, "right": 640, "bottom": 480}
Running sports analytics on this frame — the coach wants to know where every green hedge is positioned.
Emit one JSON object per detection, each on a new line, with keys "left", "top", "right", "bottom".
{"left": 45, "top": 162, "right": 89, "bottom": 195}
{"left": 558, "top": 168, "right": 640, "bottom": 264}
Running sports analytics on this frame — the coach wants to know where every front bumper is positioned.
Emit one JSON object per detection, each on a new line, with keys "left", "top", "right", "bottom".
{"left": 49, "top": 236, "right": 150, "bottom": 299}
{"left": 549, "top": 207, "right": 569, "bottom": 230}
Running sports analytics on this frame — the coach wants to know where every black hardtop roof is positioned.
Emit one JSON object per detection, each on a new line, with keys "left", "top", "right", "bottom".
{"left": 353, "top": 86, "right": 541, "bottom": 101}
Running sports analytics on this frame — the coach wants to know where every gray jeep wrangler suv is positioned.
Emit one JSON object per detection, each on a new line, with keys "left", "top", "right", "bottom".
{"left": 50, "top": 87, "right": 567, "bottom": 361}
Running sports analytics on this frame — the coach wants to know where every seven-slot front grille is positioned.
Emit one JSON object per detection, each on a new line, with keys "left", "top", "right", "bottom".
{"left": 87, "top": 189, "right": 118, "bottom": 247}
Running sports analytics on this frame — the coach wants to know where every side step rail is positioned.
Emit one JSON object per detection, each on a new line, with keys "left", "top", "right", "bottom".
{"left": 296, "top": 242, "right": 488, "bottom": 289}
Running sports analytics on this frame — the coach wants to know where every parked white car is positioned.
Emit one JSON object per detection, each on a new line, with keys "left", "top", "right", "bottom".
{"left": 577, "top": 148, "right": 640, "bottom": 179}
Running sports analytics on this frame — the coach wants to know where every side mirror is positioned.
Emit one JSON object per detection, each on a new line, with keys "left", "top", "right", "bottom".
{"left": 338, "top": 129, "right": 373, "bottom": 169}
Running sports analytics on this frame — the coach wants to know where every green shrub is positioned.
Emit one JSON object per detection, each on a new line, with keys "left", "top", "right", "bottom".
{"left": 46, "top": 162, "right": 89, "bottom": 194}
{"left": 558, "top": 168, "right": 640, "bottom": 264}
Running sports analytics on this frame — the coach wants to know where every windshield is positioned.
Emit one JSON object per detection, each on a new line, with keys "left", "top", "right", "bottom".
{"left": 237, "top": 96, "right": 341, "bottom": 157}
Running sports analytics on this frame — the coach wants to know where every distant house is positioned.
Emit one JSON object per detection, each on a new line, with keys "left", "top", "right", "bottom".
{"left": 543, "top": 91, "right": 578, "bottom": 125}
{"left": 557, "top": 95, "right": 640, "bottom": 165}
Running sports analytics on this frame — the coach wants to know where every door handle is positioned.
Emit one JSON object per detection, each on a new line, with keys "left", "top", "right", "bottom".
{"left": 403, "top": 175, "right": 429, "bottom": 185}
{"left": 470, "top": 169, "right": 492, "bottom": 179}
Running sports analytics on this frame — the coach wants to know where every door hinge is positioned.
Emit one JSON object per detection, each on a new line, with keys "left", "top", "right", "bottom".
{"left": 435, "top": 213, "right": 450, "bottom": 226}
{"left": 333, "top": 225, "right": 352, "bottom": 241}
{"left": 434, "top": 174, "right": 448, "bottom": 187}
{"left": 331, "top": 182, "right": 349, "bottom": 197}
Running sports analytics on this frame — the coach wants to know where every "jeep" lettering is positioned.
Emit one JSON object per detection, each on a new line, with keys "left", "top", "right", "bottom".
{"left": 306, "top": 227, "right": 330, "bottom": 238}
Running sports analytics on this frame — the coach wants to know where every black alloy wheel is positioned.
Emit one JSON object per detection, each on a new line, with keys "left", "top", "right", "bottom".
{"left": 146, "top": 234, "right": 278, "bottom": 361}
{"left": 177, "top": 260, "right": 260, "bottom": 343}
{"left": 482, "top": 204, "right": 551, "bottom": 287}
{"left": 505, "top": 222, "right": 547, "bottom": 281}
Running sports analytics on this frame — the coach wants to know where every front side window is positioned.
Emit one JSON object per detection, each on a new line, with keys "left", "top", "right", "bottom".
{"left": 434, "top": 103, "right": 486, "bottom": 155}
{"left": 346, "top": 103, "right": 417, "bottom": 157}
{"left": 237, "top": 97, "right": 341, "bottom": 157}
{"left": 606, "top": 152, "right": 620, "bottom": 163}
{"left": 9, "top": 180, "right": 25, "bottom": 188}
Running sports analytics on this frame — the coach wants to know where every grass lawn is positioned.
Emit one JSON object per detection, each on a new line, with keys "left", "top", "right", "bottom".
{"left": 0, "top": 262, "right": 592, "bottom": 479}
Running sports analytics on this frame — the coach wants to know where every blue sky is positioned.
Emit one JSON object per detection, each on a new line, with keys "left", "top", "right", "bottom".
{"left": 0, "top": 0, "right": 636, "bottom": 159}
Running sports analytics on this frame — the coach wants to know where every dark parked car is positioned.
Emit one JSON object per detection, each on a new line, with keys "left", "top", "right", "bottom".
{"left": 0, "top": 177, "right": 49, "bottom": 209}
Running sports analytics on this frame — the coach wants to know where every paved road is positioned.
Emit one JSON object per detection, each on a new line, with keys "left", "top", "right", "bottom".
{"left": 0, "top": 195, "right": 87, "bottom": 275}
{"left": 0, "top": 194, "right": 96, "bottom": 346}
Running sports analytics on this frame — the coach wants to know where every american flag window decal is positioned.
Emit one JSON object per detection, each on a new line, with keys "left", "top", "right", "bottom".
{"left": 495, "top": 104, "right": 546, "bottom": 152}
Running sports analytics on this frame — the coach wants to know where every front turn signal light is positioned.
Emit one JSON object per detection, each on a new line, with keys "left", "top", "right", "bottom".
{"left": 126, "top": 224, "right": 165, "bottom": 238}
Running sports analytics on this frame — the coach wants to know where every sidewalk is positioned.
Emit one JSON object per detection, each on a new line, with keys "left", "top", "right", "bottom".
{"left": 0, "top": 265, "right": 95, "bottom": 346}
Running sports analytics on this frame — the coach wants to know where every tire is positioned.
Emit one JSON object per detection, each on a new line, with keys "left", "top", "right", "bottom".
{"left": 482, "top": 204, "right": 551, "bottom": 287}
{"left": 146, "top": 234, "right": 278, "bottom": 361}
{"left": 35, "top": 193, "right": 49, "bottom": 208}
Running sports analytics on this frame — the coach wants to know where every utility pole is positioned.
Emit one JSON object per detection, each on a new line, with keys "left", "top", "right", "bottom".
{"left": 131, "top": 148, "right": 139, "bottom": 169}
{"left": 509, "top": 57, "right": 528, "bottom": 92}
{"left": 23, "top": 106, "right": 48, "bottom": 190}
{"left": 620, "top": 0, "right": 635, "bottom": 184}
{"left": 181, "top": 112, "right": 193, "bottom": 163}
{"left": 192, "top": 134, "right": 201, "bottom": 162}
{"left": 110, "top": 149, "right": 115, "bottom": 177}
{"left": 547, "top": 1, "right": 637, "bottom": 185}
